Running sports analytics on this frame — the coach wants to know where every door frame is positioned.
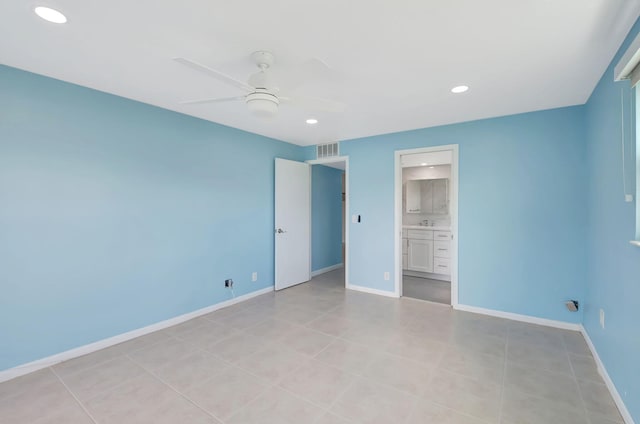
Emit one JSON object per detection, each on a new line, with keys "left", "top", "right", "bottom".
{"left": 306, "top": 156, "right": 350, "bottom": 287}
{"left": 394, "top": 145, "right": 459, "bottom": 306}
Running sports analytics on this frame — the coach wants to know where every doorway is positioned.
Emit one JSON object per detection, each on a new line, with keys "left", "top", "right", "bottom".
{"left": 394, "top": 146, "right": 458, "bottom": 306}
{"left": 307, "top": 157, "right": 349, "bottom": 288}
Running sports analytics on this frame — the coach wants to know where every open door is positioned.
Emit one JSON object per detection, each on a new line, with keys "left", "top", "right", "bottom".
{"left": 275, "top": 158, "right": 311, "bottom": 290}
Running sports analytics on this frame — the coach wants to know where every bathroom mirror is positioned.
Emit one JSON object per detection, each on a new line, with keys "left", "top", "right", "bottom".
{"left": 405, "top": 178, "right": 449, "bottom": 214}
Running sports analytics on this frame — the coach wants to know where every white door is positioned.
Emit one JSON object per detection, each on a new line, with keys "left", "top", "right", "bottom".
{"left": 275, "top": 158, "right": 311, "bottom": 290}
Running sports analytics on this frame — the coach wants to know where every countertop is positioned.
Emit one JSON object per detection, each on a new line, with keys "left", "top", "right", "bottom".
{"left": 403, "top": 225, "right": 451, "bottom": 231}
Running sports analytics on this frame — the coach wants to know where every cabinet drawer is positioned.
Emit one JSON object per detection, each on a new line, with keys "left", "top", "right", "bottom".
{"left": 434, "top": 231, "right": 451, "bottom": 241}
{"left": 402, "top": 238, "right": 408, "bottom": 254}
{"left": 434, "top": 241, "right": 450, "bottom": 258}
{"left": 406, "top": 229, "right": 433, "bottom": 240}
{"left": 433, "top": 257, "right": 450, "bottom": 275}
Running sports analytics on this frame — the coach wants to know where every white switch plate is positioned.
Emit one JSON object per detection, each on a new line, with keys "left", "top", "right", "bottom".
{"left": 600, "top": 309, "right": 605, "bottom": 329}
{"left": 625, "top": 194, "right": 633, "bottom": 202}
{"left": 384, "top": 272, "right": 390, "bottom": 281}
{"left": 351, "top": 214, "right": 357, "bottom": 223}
{"left": 251, "top": 272, "right": 258, "bottom": 282}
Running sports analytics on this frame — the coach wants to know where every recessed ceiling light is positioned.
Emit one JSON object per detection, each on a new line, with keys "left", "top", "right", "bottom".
{"left": 306, "top": 118, "right": 318, "bottom": 125}
{"left": 420, "top": 163, "right": 427, "bottom": 166}
{"left": 35, "top": 6, "right": 67, "bottom": 23}
{"left": 451, "top": 85, "right": 469, "bottom": 94}
{"left": 429, "top": 166, "right": 435, "bottom": 169}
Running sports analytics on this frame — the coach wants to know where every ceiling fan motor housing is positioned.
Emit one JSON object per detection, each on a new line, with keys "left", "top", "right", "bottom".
{"left": 246, "top": 89, "right": 279, "bottom": 118}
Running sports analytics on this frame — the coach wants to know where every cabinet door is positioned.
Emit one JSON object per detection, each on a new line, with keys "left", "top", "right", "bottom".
{"left": 405, "top": 180, "right": 421, "bottom": 213}
{"left": 407, "top": 239, "right": 433, "bottom": 273}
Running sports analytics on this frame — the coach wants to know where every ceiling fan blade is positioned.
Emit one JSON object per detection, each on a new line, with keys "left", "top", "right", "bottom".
{"left": 173, "top": 57, "right": 253, "bottom": 92}
{"left": 286, "top": 95, "right": 347, "bottom": 113}
{"left": 179, "top": 95, "right": 246, "bottom": 105}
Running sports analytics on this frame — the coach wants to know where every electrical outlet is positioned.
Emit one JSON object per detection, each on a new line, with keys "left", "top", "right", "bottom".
{"left": 252, "top": 272, "right": 258, "bottom": 282}
{"left": 383, "top": 272, "right": 390, "bottom": 281}
{"left": 625, "top": 194, "right": 633, "bottom": 202}
{"left": 600, "top": 308, "right": 605, "bottom": 329}
{"left": 225, "top": 279, "right": 233, "bottom": 288}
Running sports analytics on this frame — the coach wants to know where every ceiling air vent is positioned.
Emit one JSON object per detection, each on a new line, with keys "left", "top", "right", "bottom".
{"left": 316, "top": 142, "right": 339, "bottom": 159}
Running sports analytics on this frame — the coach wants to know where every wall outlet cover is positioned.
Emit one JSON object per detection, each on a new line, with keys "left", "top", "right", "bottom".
{"left": 252, "top": 272, "right": 258, "bottom": 282}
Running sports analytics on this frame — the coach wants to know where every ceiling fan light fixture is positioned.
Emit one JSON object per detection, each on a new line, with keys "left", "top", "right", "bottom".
{"left": 306, "top": 118, "right": 318, "bottom": 124}
{"left": 451, "top": 85, "right": 469, "bottom": 94}
{"left": 246, "top": 91, "right": 279, "bottom": 118}
{"left": 34, "top": 6, "right": 67, "bottom": 23}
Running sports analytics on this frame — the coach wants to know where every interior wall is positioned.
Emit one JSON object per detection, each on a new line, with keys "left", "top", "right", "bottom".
{"left": 311, "top": 165, "right": 344, "bottom": 272}
{"left": 0, "top": 65, "right": 303, "bottom": 372}
{"left": 307, "top": 105, "right": 588, "bottom": 323}
{"left": 584, "top": 17, "right": 640, "bottom": 421}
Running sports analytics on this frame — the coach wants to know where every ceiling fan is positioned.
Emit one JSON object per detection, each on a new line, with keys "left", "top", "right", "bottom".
{"left": 173, "top": 51, "right": 346, "bottom": 118}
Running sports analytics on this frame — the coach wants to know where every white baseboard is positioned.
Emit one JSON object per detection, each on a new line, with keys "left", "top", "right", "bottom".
{"left": 311, "top": 263, "right": 343, "bottom": 277}
{"left": 346, "top": 283, "right": 399, "bottom": 298}
{"left": 453, "top": 304, "right": 582, "bottom": 331}
{"left": 580, "top": 326, "right": 635, "bottom": 424}
{"left": 0, "top": 286, "right": 274, "bottom": 383}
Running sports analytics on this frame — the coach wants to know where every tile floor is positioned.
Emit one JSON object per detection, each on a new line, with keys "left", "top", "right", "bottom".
{"left": 0, "top": 269, "right": 623, "bottom": 424}
{"left": 402, "top": 276, "right": 451, "bottom": 304}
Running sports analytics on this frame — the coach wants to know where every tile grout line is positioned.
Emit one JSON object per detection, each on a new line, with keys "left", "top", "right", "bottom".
{"left": 124, "top": 352, "right": 229, "bottom": 424}
{"left": 497, "top": 326, "right": 511, "bottom": 423}
{"left": 49, "top": 366, "right": 100, "bottom": 424}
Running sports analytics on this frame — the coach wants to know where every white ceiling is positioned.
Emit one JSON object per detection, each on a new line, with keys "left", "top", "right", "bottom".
{"left": 1, "top": 1, "right": 639, "bottom": 146}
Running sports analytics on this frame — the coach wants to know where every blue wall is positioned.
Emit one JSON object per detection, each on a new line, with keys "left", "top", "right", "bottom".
{"left": 0, "top": 65, "right": 302, "bottom": 371}
{"left": 334, "top": 106, "right": 587, "bottom": 323}
{"left": 584, "top": 17, "right": 640, "bottom": 421}
{"left": 311, "top": 165, "right": 343, "bottom": 272}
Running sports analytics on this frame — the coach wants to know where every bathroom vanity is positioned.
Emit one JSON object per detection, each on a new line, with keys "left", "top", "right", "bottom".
{"left": 402, "top": 226, "right": 451, "bottom": 279}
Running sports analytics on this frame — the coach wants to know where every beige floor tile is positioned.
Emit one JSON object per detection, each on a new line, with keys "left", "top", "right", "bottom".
{"left": 280, "top": 327, "right": 335, "bottom": 356}
{"left": 422, "top": 369, "right": 501, "bottom": 423}
{"left": 214, "top": 307, "right": 275, "bottom": 330}
{"left": 82, "top": 373, "right": 179, "bottom": 424}
{"left": 32, "top": 402, "right": 94, "bottom": 424}
{"left": 152, "top": 349, "right": 230, "bottom": 392}
{"left": 508, "top": 322, "right": 567, "bottom": 351}
{"left": 330, "top": 377, "right": 416, "bottom": 424}
{"left": 244, "top": 317, "right": 302, "bottom": 340}
{"left": 235, "top": 343, "right": 307, "bottom": 383}
{"left": 504, "top": 363, "right": 583, "bottom": 411}
{"left": 111, "top": 330, "right": 172, "bottom": 354}
{"left": 501, "top": 388, "right": 587, "bottom": 424}
{"left": 577, "top": 379, "right": 623, "bottom": 421}
{"left": 52, "top": 345, "right": 125, "bottom": 379}
{"left": 314, "top": 338, "right": 379, "bottom": 375}
{"left": 569, "top": 353, "right": 602, "bottom": 382}
{"left": 172, "top": 320, "right": 240, "bottom": 351}
{"left": 586, "top": 410, "right": 625, "bottom": 423}
{"left": 184, "top": 366, "right": 268, "bottom": 420}
{"left": 406, "top": 400, "right": 490, "bottom": 424}
{"left": 58, "top": 356, "right": 147, "bottom": 402}
{"left": 128, "top": 336, "right": 197, "bottom": 370}
{"left": 0, "top": 377, "right": 79, "bottom": 424}
{"left": 384, "top": 332, "right": 446, "bottom": 365}
{"left": 562, "top": 332, "right": 592, "bottom": 356}
{"left": 362, "top": 353, "right": 433, "bottom": 396}
{"left": 279, "top": 359, "right": 354, "bottom": 407}
{"left": 507, "top": 340, "right": 572, "bottom": 375}
{"left": 0, "top": 368, "right": 59, "bottom": 401}
{"left": 306, "top": 314, "right": 360, "bottom": 337}
{"left": 314, "top": 412, "right": 355, "bottom": 424}
{"left": 163, "top": 316, "right": 212, "bottom": 338}
{"left": 450, "top": 331, "right": 506, "bottom": 359}
{"left": 439, "top": 346, "right": 505, "bottom": 385}
{"left": 275, "top": 305, "right": 328, "bottom": 324}
{"left": 206, "top": 331, "right": 269, "bottom": 363}
{"left": 226, "top": 386, "right": 324, "bottom": 424}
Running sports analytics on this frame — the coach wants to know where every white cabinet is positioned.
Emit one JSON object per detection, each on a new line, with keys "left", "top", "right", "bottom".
{"left": 403, "top": 228, "right": 451, "bottom": 277}
{"left": 408, "top": 239, "right": 434, "bottom": 273}
{"left": 405, "top": 180, "right": 421, "bottom": 213}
